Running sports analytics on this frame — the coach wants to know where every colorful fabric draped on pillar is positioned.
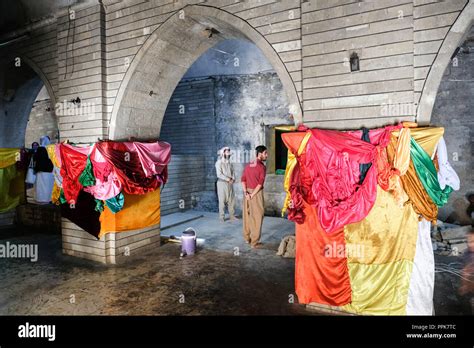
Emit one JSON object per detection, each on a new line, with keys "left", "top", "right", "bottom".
{"left": 57, "top": 141, "right": 171, "bottom": 238}
{"left": 46, "top": 144, "right": 62, "bottom": 205}
{"left": 281, "top": 125, "right": 459, "bottom": 315}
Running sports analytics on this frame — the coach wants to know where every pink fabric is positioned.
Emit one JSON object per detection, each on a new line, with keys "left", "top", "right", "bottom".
{"left": 133, "top": 141, "right": 171, "bottom": 179}
{"left": 60, "top": 140, "right": 171, "bottom": 201}
{"left": 83, "top": 147, "right": 122, "bottom": 200}
{"left": 305, "top": 129, "right": 378, "bottom": 234}
{"left": 54, "top": 144, "right": 62, "bottom": 167}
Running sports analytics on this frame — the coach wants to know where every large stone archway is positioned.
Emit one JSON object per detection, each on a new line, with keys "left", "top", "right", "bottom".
{"left": 21, "top": 55, "right": 57, "bottom": 107}
{"left": 108, "top": 4, "right": 303, "bottom": 141}
{"left": 417, "top": 0, "right": 474, "bottom": 125}
{"left": 0, "top": 54, "right": 59, "bottom": 148}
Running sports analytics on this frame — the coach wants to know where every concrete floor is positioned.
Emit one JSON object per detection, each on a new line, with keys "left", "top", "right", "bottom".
{"left": 0, "top": 210, "right": 470, "bottom": 315}
{"left": 0, "top": 211, "right": 308, "bottom": 315}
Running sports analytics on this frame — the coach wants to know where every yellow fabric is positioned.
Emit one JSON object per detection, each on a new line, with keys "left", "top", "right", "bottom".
{"left": 342, "top": 260, "right": 413, "bottom": 315}
{"left": 392, "top": 127, "right": 444, "bottom": 156}
{"left": 0, "top": 148, "right": 20, "bottom": 169}
{"left": 344, "top": 186, "right": 418, "bottom": 264}
{"left": 275, "top": 125, "right": 296, "bottom": 131}
{"left": 388, "top": 127, "right": 411, "bottom": 206}
{"left": 0, "top": 164, "right": 25, "bottom": 213}
{"left": 281, "top": 132, "right": 312, "bottom": 216}
{"left": 46, "top": 144, "right": 60, "bottom": 167}
{"left": 394, "top": 128, "right": 411, "bottom": 176}
{"left": 99, "top": 189, "right": 161, "bottom": 238}
{"left": 46, "top": 144, "right": 61, "bottom": 204}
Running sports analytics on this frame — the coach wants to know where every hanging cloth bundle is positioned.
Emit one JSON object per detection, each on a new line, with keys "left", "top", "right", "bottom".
{"left": 410, "top": 137, "right": 453, "bottom": 207}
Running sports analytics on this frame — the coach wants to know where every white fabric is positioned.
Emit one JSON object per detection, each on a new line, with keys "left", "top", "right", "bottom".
{"left": 406, "top": 219, "right": 435, "bottom": 315}
{"left": 436, "top": 137, "right": 460, "bottom": 191}
{"left": 53, "top": 167, "right": 62, "bottom": 188}
{"left": 35, "top": 172, "right": 55, "bottom": 203}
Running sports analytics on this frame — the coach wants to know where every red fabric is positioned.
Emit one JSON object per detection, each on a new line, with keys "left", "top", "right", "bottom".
{"left": 95, "top": 142, "right": 160, "bottom": 195}
{"left": 347, "top": 124, "right": 402, "bottom": 191}
{"left": 89, "top": 147, "right": 113, "bottom": 182}
{"left": 241, "top": 159, "right": 266, "bottom": 189}
{"left": 59, "top": 144, "right": 89, "bottom": 204}
{"left": 282, "top": 132, "right": 317, "bottom": 223}
{"left": 282, "top": 131, "right": 351, "bottom": 306}
{"left": 305, "top": 129, "right": 378, "bottom": 233}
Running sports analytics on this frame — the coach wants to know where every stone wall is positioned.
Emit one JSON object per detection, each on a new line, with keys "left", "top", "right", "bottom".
{"left": 0, "top": 0, "right": 471, "bottom": 144}
{"left": 24, "top": 86, "right": 58, "bottom": 147}
{"left": 431, "top": 25, "right": 474, "bottom": 225}
{"left": 159, "top": 72, "right": 291, "bottom": 215}
{"left": 16, "top": 204, "right": 61, "bottom": 233}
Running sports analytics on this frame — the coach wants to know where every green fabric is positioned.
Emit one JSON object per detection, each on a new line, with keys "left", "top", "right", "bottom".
{"left": 0, "top": 164, "right": 23, "bottom": 213}
{"left": 105, "top": 192, "right": 124, "bottom": 214}
{"left": 59, "top": 189, "right": 67, "bottom": 205}
{"left": 78, "top": 156, "right": 96, "bottom": 187}
{"left": 410, "top": 137, "right": 453, "bottom": 207}
{"left": 95, "top": 199, "right": 104, "bottom": 213}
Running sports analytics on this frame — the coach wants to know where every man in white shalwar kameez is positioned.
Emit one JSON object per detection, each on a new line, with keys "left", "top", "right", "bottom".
{"left": 215, "top": 147, "right": 237, "bottom": 222}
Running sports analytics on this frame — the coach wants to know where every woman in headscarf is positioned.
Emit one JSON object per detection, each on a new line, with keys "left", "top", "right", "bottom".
{"left": 33, "top": 136, "right": 54, "bottom": 204}
{"left": 25, "top": 142, "right": 40, "bottom": 189}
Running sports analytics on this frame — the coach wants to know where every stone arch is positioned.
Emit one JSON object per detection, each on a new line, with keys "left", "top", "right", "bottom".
{"left": 20, "top": 55, "right": 60, "bottom": 145}
{"left": 0, "top": 54, "right": 59, "bottom": 147}
{"left": 108, "top": 4, "right": 303, "bottom": 141}
{"left": 417, "top": 1, "right": 474, "bottom": 124}
{"left": 20, "top": 55, "right": 57, "bottom": 107}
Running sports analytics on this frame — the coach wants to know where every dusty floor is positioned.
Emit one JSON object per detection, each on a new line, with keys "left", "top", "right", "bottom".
{"left": 0, "top": 211, "right": 471, "bottom": 315}
{"left": 0, "top": 212, "right": 308, "bottom": 315}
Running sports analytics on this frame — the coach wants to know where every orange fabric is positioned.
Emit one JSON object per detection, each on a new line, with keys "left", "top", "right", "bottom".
{"left": 295, "top": 201, "right": 352, "bottom": 306}
{"left": 99, "top": 189, "right": 161, "bottom": 238}
{"left": 282, "top": 132, "right": 352, "bottom": 305}
{"left": 387, "top": 136, "right": 435, "bottom": 221}
{"left": 282, "top": 132, "right": 307, "bottom": 156}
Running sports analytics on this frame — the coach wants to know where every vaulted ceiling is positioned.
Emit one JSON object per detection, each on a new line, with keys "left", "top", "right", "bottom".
{"left": 0, "top": 0, "right": 86, "bottom": 35}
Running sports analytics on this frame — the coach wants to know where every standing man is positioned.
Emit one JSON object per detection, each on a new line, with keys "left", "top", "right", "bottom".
{"left": 215, "top": 146, "right": 237, "bottom": 222}
{"left": 241, "top": 145, "right": 268, "bottom": 248}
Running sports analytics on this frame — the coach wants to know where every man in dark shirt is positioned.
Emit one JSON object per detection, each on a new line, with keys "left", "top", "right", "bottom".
{"left": 241, "top": 145, "right": 268, "bottom": 248}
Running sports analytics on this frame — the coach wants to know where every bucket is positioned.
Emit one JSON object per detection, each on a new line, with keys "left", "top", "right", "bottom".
{"left": 181, "top": 228, "right": 197, "bottom": 256}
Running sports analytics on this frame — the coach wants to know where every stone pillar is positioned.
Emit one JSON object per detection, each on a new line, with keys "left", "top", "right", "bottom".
{"left": 0, "top": 210, "right": 15, "bottom": 228}
{"left": 56, "top": 2, "right": 161, "bottom": 263}
{"left": 62, "top": 222, "right": 161, "bottom": 264}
